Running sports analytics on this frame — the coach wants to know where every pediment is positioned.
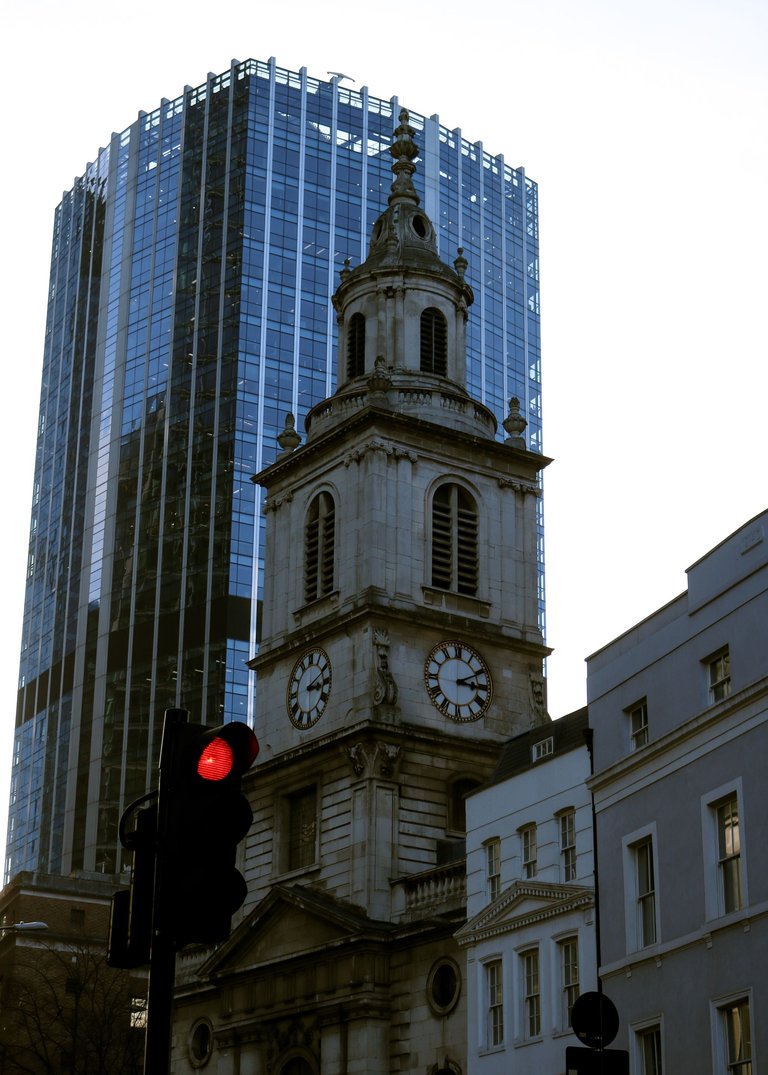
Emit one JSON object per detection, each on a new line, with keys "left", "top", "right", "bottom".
{"left": 200, "top": 884, "right": 393, "bottom": 976}
{"left": 456, "top": 880, "right": 593, "bottom": 945}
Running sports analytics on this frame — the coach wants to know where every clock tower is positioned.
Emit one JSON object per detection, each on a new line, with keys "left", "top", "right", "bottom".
{"left": 173, "top": 111, "right": 550, "bottom": 1075}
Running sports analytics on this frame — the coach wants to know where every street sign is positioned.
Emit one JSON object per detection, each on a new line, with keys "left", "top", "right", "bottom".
{"left": 571, "top": 991, "right": 620, "bottom": 1048}
{"left": 566, "top": 1045, "right": 629, "bottom": 1074}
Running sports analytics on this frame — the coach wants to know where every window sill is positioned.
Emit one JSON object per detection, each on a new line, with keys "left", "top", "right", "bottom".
{"left": 422, "top": 585, "right": 491, "bottom": 618}
{"left": 292, "top": 590, "right": 340, "bottom": 625}
{"left": 274, "top": 862, "right": 321, "bottom": 883}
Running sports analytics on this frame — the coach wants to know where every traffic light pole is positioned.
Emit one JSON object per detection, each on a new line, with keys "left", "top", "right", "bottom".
{"left": 144, "top": 708, "right": 189, "bottom": 1075}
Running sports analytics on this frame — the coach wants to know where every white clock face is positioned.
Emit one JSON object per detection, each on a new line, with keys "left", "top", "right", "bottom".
{"left": 287, "top": 648, "right": 332, "bottom": 729}
{"left": 425, "top": 640, "right": 492, "bottom": 722}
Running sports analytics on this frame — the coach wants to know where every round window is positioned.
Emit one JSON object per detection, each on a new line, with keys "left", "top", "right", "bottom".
{"left": 411, "top": 213, "right": 429, "bottom": 239}
{"left": 427, "top": 957, "right": 461, "bottom": 1015}
{"left": 189, "top": 1018, "right": 214, "bottom": 1068}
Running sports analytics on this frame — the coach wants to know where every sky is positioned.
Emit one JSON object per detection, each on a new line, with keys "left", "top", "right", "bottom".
{"left": 0, "top": 0, "right": 766, "bottom": 871}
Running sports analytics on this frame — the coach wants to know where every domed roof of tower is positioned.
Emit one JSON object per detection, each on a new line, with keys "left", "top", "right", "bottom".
{"left": 336, "top": 109, "right": 474, "bottom": 302}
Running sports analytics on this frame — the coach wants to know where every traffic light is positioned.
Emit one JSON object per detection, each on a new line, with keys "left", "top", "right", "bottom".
{"left": 156, "top": 716, "right": 259, "bottom": 949}
{"left": 108, "top": 799, "right": 157, "bottom": 968}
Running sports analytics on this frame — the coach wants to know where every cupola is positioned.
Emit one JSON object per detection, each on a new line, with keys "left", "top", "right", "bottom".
{"left": 332, "top": 109, "right": 475, "bottom": 392}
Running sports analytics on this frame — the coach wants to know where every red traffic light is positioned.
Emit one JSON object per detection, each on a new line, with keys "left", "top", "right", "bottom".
{"left": 198, "top": 737, "right": 234, "bottom": 781}
{"left": 195, "top": 722, "right": 259, "bottom": 783}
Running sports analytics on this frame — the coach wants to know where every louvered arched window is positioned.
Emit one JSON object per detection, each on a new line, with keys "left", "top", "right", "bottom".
{"left": 431, "top": 483, "right": 479, "bottom": 596}
{"left": 304, "top": 491, "right": 336, "bottom": 602}
{"left": 420, "top": 307, "right": 447, "bottom": 376}
{"left": 347, "top": 313, "right": 365, "bottom": 379}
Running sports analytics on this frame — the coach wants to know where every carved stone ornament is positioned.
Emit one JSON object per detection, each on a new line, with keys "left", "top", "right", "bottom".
{"left": 264, "top": 490, "right": 294, "bottom": 513}
{"left": 344, "top": 439, "right": 417, "bottom": 468}
{"left": 277, "top": 411, "right": 302, "bottom": 453}
{"left": 372, "top": 627, "right": 398, "bottom": 705}
{"left": 502, "top": 396, "right": 528, "bottom": 444}
{"left": 344, "top": 740, "right": 402, "bottom": 779}
{"left": 528, "top": 673, "right": 551, "bottom": 727}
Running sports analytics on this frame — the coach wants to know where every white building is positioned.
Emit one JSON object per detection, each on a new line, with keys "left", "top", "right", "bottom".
{"left": 458, "top": 708, "right": 596, "bottom": 1075}
{"left": 587, "top": 509, "right": 768, "bottom": 1074}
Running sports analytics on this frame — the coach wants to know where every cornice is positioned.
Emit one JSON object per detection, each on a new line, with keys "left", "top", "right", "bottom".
{"left": 589, "top": 675, "right": 768, "bottom": 797}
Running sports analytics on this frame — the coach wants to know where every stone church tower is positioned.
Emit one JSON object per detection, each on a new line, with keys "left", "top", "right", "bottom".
{"left": 173, "top": 111, "right": 550, "bottom": 1075}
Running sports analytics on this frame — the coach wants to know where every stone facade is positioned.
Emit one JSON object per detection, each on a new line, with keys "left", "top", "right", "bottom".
{"left": 171, "top": 112, "right": 548, "bottom": 1075}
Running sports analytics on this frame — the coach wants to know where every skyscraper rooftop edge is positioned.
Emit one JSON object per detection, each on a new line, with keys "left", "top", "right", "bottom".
{"left": 72, "top": 58, "right": 536, "bottom": 197}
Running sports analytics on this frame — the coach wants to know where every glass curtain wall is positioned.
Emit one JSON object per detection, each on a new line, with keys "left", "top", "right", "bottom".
{"left": 7, "top": 58, "right": 542, "bottom": 881}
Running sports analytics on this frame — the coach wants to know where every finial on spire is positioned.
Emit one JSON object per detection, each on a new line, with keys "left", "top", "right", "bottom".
{"left": 388, "top": 108, "right": 420, "bottom": 205}
{"left": 502, "top": 397, "right": 528, "bottom": 445}
{"left": 454, "top": 248, "right": 468, "bottom": 280}
{"left": 277, "top": 411, "right": 302, "bottom": 453}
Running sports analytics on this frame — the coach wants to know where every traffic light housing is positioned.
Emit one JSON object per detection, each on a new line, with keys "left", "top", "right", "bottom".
{"left": 108, "top": 800, "right": 157, "bottom": 968}
{"left": 156, "top": 716, "right": 259, "bottom": 948}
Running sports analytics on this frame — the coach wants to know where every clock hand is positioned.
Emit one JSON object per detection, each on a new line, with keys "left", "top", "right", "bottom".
{"left": 456, "top": 676, "right": 481, "bottom": 688}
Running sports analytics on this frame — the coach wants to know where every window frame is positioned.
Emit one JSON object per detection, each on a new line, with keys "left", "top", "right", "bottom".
{"left": 485, "top": 836, "right": 501, "bottom": 902}
{"left": 706, "top": 647, "right": 732, "bottom": 705}
{"left": 520, "top": 947, "right": 541, "bottom": 1040}
{"left": 520, "top": 823, "right": 537, "bottom": 880}
{"left": 711, "top": 992, "right": 754, "bottom": 1075}
{"left": 631, "top": 1017, "right": 664, "bottom": 1075}
{"left": 559, "top": 808, "right": 577, "bottom": 882}
{"left": 346, "top": 311, "right": 365, "bottom": 379}
{"left": 304, "top": 489, "right": 336, "bottom": 604}
{"left": 484, "top": 957, "right": 505, "bottom": 1049}
{"left": 429, "top": 481, "right": 480, "bottom": 598}
{"left": 701, "top": 780, "right": 747, "bottom": 920}
{"left": 559, "top": 935, "right": 579, "bottom": 1031}
{"left": 622, "top": 824, "right": 659, "bottom": 952}
{"left": 627, "top": 699, "right": 649, "bottom": 750}
{"left": 279, "top": 783, "right": 319, "bottom": 876}
{"left": 420, "top": 306, "right": 448, "bottom": 376}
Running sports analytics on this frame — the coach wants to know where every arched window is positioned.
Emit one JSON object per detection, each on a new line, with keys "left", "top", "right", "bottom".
{"left": 347, "top": 312, "right": 365, "bottom": 379}
{"left": 431, "top": 483, "right": 478, "bottom": 596}
{"left": 304, "top": 491, "right": 335, "bottom": 602}
{"left": 420, "top": 307, "right": 447, "bottom": 375}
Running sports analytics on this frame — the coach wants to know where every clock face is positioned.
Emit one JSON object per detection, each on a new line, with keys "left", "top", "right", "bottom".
{"left": 287, "top": 648, "right": 332, "bottom": 729}
{"left": 424, "top": 640, "right": 492, "bottom": 722}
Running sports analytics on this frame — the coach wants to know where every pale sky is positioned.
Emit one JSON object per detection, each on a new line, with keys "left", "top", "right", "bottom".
{"left": 1, "top": 0, "right": 766, "bottom": 871}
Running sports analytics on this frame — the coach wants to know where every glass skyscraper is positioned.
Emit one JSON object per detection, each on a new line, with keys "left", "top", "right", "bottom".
{"left": 7, "top": 58, "right": 541, "bottom": 882}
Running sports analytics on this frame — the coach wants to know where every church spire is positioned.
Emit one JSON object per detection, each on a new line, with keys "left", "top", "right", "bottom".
{"left": 328, "top": 108, "right": 477, "bottom": 404}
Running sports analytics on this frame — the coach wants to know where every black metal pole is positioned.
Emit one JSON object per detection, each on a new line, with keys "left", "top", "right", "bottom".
{"left": 143, "top": 708, "right": 189, "bottom": 1075}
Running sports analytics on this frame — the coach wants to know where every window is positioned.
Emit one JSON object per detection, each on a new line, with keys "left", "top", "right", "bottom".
{"left": 130, "top": 996, "right": 148, "bottom": 1030}
{"left": 304, "top": 491, "right": 335, "bottom": 602}
{"left": 520, "top": 825, "right": 537, "bottom": 879}
{"left": 722, "top": 998, "right": 752, "bottom": 1075}
{"left": 531, "top": 736, "right": 553, "bottom": 762}
{"left": 431, "top": 483, "right": 479, "bottom": 596}
{"left": 707, "top": 649, "right": 731, "bottom": 704}
{"left": 486, "top": 960, "right": 504, "bottom": 1047}
{"left": 521, "top": 949, "right": 541, "bottom": 1038}
{"left": 420, "top": 307, "right": 447, "bottom": 375}
{"left": 560, "top": 937, "right": 579, "bottom": 1028}
{"left": 346, "top": 312, "right": 365, "bottom": 378}
{"left": 635, "top": 838, "right": 657, "bottom": 947}
{"left": 286, "top": 786, "right": 317, "bottom": 871}
{"left": 560, "top": 810, "right": 576, "bottom": 882}
{"left": 628, "top": 700, "right": 649, "bottom": 750}
{"left": 448, "top": 777, "right": 481, "bottom": 832}
{"left": 637, "top": 1024, "right": 662, "bottom": 1074}
{"left": 717, "top": 796, "right": 743, "bottom": 913}
{"left": 485, "top": 837, "right": 501, "bottom": 901}
{"left": 427, "top": 957, "right": 461, "bottom": 1016}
